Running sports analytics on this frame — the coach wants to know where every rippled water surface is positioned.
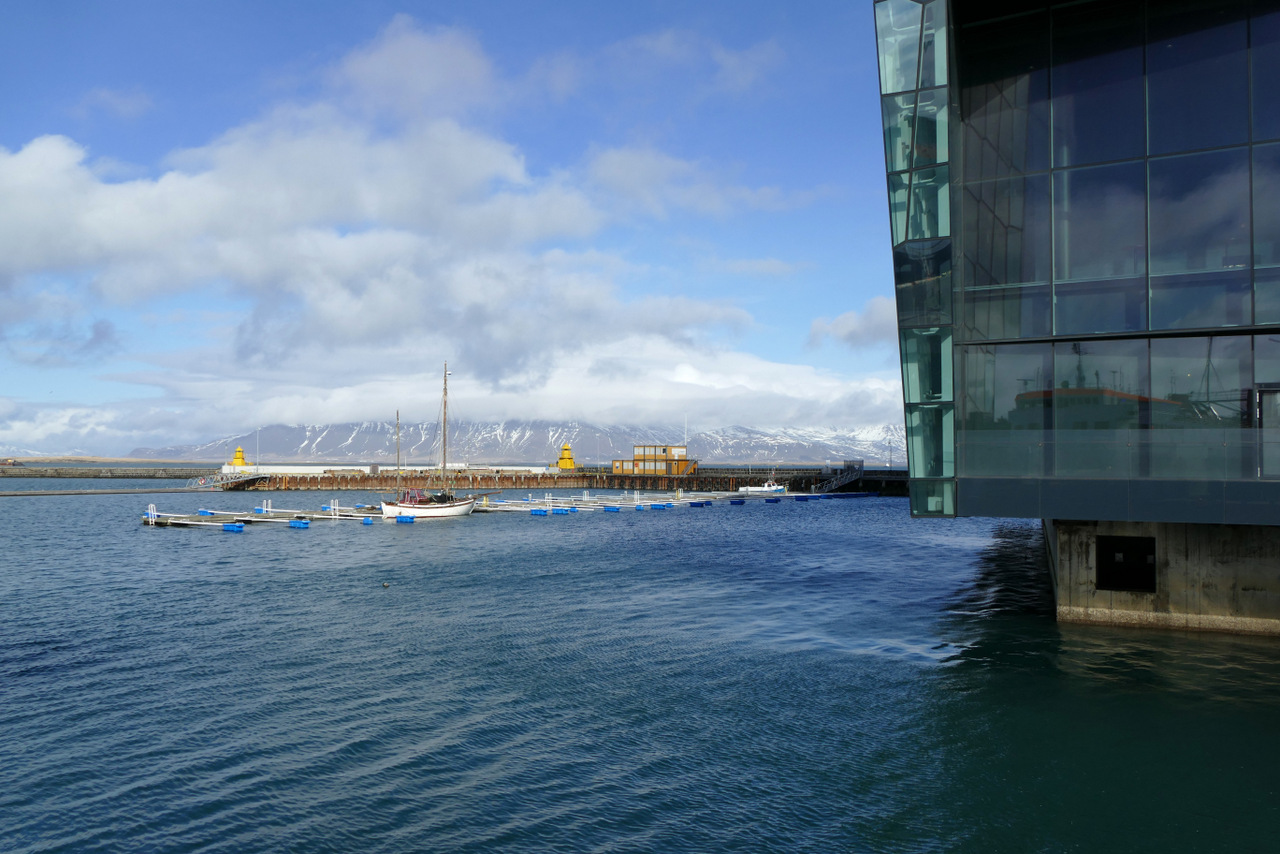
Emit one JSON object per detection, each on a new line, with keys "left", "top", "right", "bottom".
{"left": 3, "top": 485, "right": 1279, "bottom": 852}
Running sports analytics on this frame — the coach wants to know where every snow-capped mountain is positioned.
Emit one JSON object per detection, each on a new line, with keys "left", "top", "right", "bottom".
{"left": 128, "top": 420, "right": 907, "bottom": 465}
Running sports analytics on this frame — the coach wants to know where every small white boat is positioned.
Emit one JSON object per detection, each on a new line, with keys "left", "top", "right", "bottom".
{"left": 381, "top": 488, "right": 475, "bottom": 518}
{"left": 738, "top": 480, "right": 785, "bottom": 494}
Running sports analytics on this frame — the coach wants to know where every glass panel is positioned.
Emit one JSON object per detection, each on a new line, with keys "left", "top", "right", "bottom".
{"left": 1150, "top": 271, "right": 1251, "bottom": 330}
{"left": 1256, "top": 332, "right": 1280, "bottom": 384}
{"left": 1053, "top": 339, "right": 1149, "bottom": 477}
{"left": 1054, "top": 279, "right": 1148, "bottom": 336}
{"left": 961, "top": 175, "right": 1050, "bottom": 288}
{"left": 894, "top": 238, "right": 952, "bottom": 326}
{"left": 1254, "top": 143, "right": 1280, "bottom": 268}
{"left": 1148, "top": 336, "right": 1251, "bottom": 478}
{"left": 882, "top": 93, "right": 916, "bottom": 173}
{"left": 912, "top": 87, "right": 948, "bottom": 168}
{"left": 1149, "top": 148, "right": 1250, "bottom": 276}
{"left": 956, "top": 10, "right": 1050, "bottom": 179}
{"left": 1253, "top": 4, "right": 1280, "bottom": 141}
{"left": 1257, "top": 268, "right": 1280, "bottom": 325}
{"left": 888, "top": 172, "right": 910, "bottom": 246}
{"left": 906, "top": 403, "right": 954, "bottom": 478}
{"left": 1147, "top": 0, "right": 1248, "bottom": 156}
{"left": 901, "top": 327, "right": 953, "bottom": 403}
{"left": 908, "top": 166, "right": 950, "bottom": 240}
{"left": 962, "top": 285, "right": 1052, "bottom": 341}
{"left": 918, "top": 0, "right": 947, "bottom": 88}
{"left": 1050, "top": 0, "right": 1145, "bottom": 168}
{"left": 875, "top": 0, "right": 923, "bottom": 95}
{"left": 1052, "top": 161, "right": 1146, "bottom": 282}
{"left": 960, "top": 343, "right": 1053, "bottom": 476}
{"left": 908, "top": 479, "right": 955, "bottom": 517}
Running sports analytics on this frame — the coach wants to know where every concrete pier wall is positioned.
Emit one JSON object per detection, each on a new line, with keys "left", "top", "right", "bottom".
{"left": 1047, "top": 519, "right": 1280, "bottom": 636}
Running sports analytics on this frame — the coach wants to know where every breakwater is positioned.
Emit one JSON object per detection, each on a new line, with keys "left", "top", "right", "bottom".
{"left": 0, "top": 467, "right": 218, "bottom": 479}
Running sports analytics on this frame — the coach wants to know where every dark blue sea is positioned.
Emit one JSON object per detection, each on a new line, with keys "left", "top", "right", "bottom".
{"left": 3, "top": 483, "right": 1279, "bottom": 853}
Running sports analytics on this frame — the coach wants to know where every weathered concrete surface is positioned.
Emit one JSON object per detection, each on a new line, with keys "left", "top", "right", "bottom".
{"left": 1048, "top": 519, "right": 1280, "bottom": 636}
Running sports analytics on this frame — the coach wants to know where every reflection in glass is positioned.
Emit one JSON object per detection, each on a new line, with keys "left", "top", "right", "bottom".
{"left": 1255, "top": 332, "right": 1280, "bottom": 384}
{"left": 1053, "top": 161, "right": 1146, "bottom": 282}
{"left": 906, "top": 403, "right": 954, "bottom": 478}
{"left": 909, "top": 166, "right": 950, "bottom": 240}
{"left": 913, "top": 88, "right": 948, "bottom": 167}
{"left": 962, "top": 285, "right": 1051, "bottom": 340}
{"left": 901, "top": 327, "right": 953, "bottom": 403}
{"left": 875, "top": 0, "right": 923, "bottom": 95}
{"left": 1253, "top": 143, "right": 1280, "bottom": 268}
{"left": 888, "top": 172, "right": 909, "bottom": 246}
{"left": 1150, "top": 271, "right": 1250, "bottom": 330}
{"left": 960, "top": 343, "right": 1053, "bottom": 476}
{"left": 962, "top": 175, "right": 1050, "bottom": 288}
{"left": 918, "top": 0, "right": 947, "bottom": 89}
{"left": 1055, "top": 279, "right": 1147, "bottom": 335}
{"left": 1149, "top": 336, "right": 1251, "bottom": 478}
{"left": 908, "top": 479, "right": 955, "bottom": 516}
{"left": 1257, "top": 268, "right": 1280, "bottom": 326}
{"left": 1147, "top": 0, "right": 1248, "bottom": 155}
{"left": 1149, "top": 149, "right": 1250, "bottom": 275}
{"left": 1051, "top": 1, "right": 1144, "bottom": 168}
{"left": 1053, "top": 339, "right": 1149, "bottom": 477}
{"left": 1254, "top": 5, "right": 1280, "bottom": 141}
{"left": 894, "top": 239, "right": 952, "bottom": 327}
{"left": 957, "top": 10, "right": 1050, "bottom": 179}
{"left": 882, "top": 93, "right": 916, "bottom": 173}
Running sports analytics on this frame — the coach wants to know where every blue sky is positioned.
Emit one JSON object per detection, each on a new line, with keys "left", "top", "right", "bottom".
{"left": 0, "top": 0, "right": 897, "bottom": 455}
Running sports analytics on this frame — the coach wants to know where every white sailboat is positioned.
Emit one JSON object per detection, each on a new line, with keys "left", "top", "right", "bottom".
{"left": 380, "top": 362, "right": 476, "bottom": 519}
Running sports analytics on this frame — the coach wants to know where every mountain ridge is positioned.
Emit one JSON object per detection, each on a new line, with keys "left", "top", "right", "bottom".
{"left": 125, "top": 420, "right": 907, "bottom": 465}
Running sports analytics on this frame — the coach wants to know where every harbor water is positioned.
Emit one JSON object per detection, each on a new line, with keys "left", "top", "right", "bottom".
{"left": 2, "top": 483, "right": 1279, "bottom": 852}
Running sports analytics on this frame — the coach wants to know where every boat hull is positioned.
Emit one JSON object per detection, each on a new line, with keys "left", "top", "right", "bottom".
{"left": 380, "top": 498, "right": 476, "bottom": 518}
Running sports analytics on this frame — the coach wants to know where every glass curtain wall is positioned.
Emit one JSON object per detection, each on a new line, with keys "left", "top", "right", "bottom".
{"left": 876, "top": 0, "right": 956, "bottom": 516}
{"left": 941, "top": 0, "right": 1280, "bottom": 509}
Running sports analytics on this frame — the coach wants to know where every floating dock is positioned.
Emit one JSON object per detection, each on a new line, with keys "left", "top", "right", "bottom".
{"left": 142, "top": 490, "right": 876, "bottom": 530}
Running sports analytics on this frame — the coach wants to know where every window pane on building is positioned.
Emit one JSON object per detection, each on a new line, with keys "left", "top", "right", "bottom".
{"left": 962, "top": 175, "right": 1050, "bottom": 288}
{"left": 961, "top": 285, "right": 1051, "bottom": 341}
{"left": 1055, "top": 279, "right": 1148, "bottom": 335}
{"left": 888, "top": 172, "right": 909, "bottom": 246}
{"left": 960, "top": 343, "right": 1053, "bottom": 476}
{"left": 908, "top": 166, "right": 950, "bottom": 240}
{"left": 1053, "top": 161, "right": 1147, "bottom": 283}
{"left": 1149, "top": 148, "right": 1250, "bottom": 276}
{"left": 957, "top": 10, "right": 1050, "bottom": 179}
{"left": 1148, "top": 336, "right": 1251, "bottom": 478}
{"left": 913, "top": 87, "right": 948, "bottom": 168}
{"left": 1053, "top": 339, "right": 1149, "bottom": 477}
{"left": 1051, "top": 0, "right": 1145, "bottom": 167}
{"left": 906, "top": 404, "right": 954, "bottom": 478}
{"left": 1257, "top": 268, "right": 1280, "bottom": 326}
{"left": 1254, "top": 143, "right": 1280, "bottom": 269}
{"left": 882, "top": 93, "right": 916, "bottom": 173}
{"left": 918, "top": 0, "right": 947, "bottom": 88}
{"left": 1151, "top": 271, "right": 1251, "bottom": 330}
{"left": 901, "top": 327, "right": 953, "bottom": 404}
{"left": 894, "top": 239, "right": 952, "bottom": 327}
{"left": 875, "top": 0, "right": 923, "bottom": 95}
{"left": 1253, "top": 4, "right": 1280, "bottom": 141}
{"left": 1147, "top": 0, "right": 1248, "bottom": 155}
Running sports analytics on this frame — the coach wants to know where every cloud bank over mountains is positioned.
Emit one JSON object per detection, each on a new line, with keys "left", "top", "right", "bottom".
{"left": 0, "top": 15, "right": 898, "bottom": 457}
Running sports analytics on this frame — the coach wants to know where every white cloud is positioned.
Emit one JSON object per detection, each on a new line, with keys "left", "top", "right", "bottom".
{"left": 0, "top": 15, "right": 891, "bottom": 454}
{"left": 711, "top": 40, "right": 784, "bottom": 94}
{"left": 809, "top": 296, "right": 899, "bottom": 349}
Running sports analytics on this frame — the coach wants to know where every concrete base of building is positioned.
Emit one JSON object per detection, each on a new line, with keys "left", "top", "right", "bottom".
{"left": 1045, "top": 519, "right": 1280, "bottom": 637}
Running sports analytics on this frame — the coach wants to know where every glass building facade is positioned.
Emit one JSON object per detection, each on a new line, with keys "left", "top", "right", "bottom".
{"left": 876, "top": 0, "right": 1280, "bottom": 523}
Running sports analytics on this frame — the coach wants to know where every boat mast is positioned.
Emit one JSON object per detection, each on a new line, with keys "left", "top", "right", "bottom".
{"left": 395, "top": 409, "right": 401, "bottom": 496}
{"left": 441, "top": 362, "right": 449, "bottom": 490}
